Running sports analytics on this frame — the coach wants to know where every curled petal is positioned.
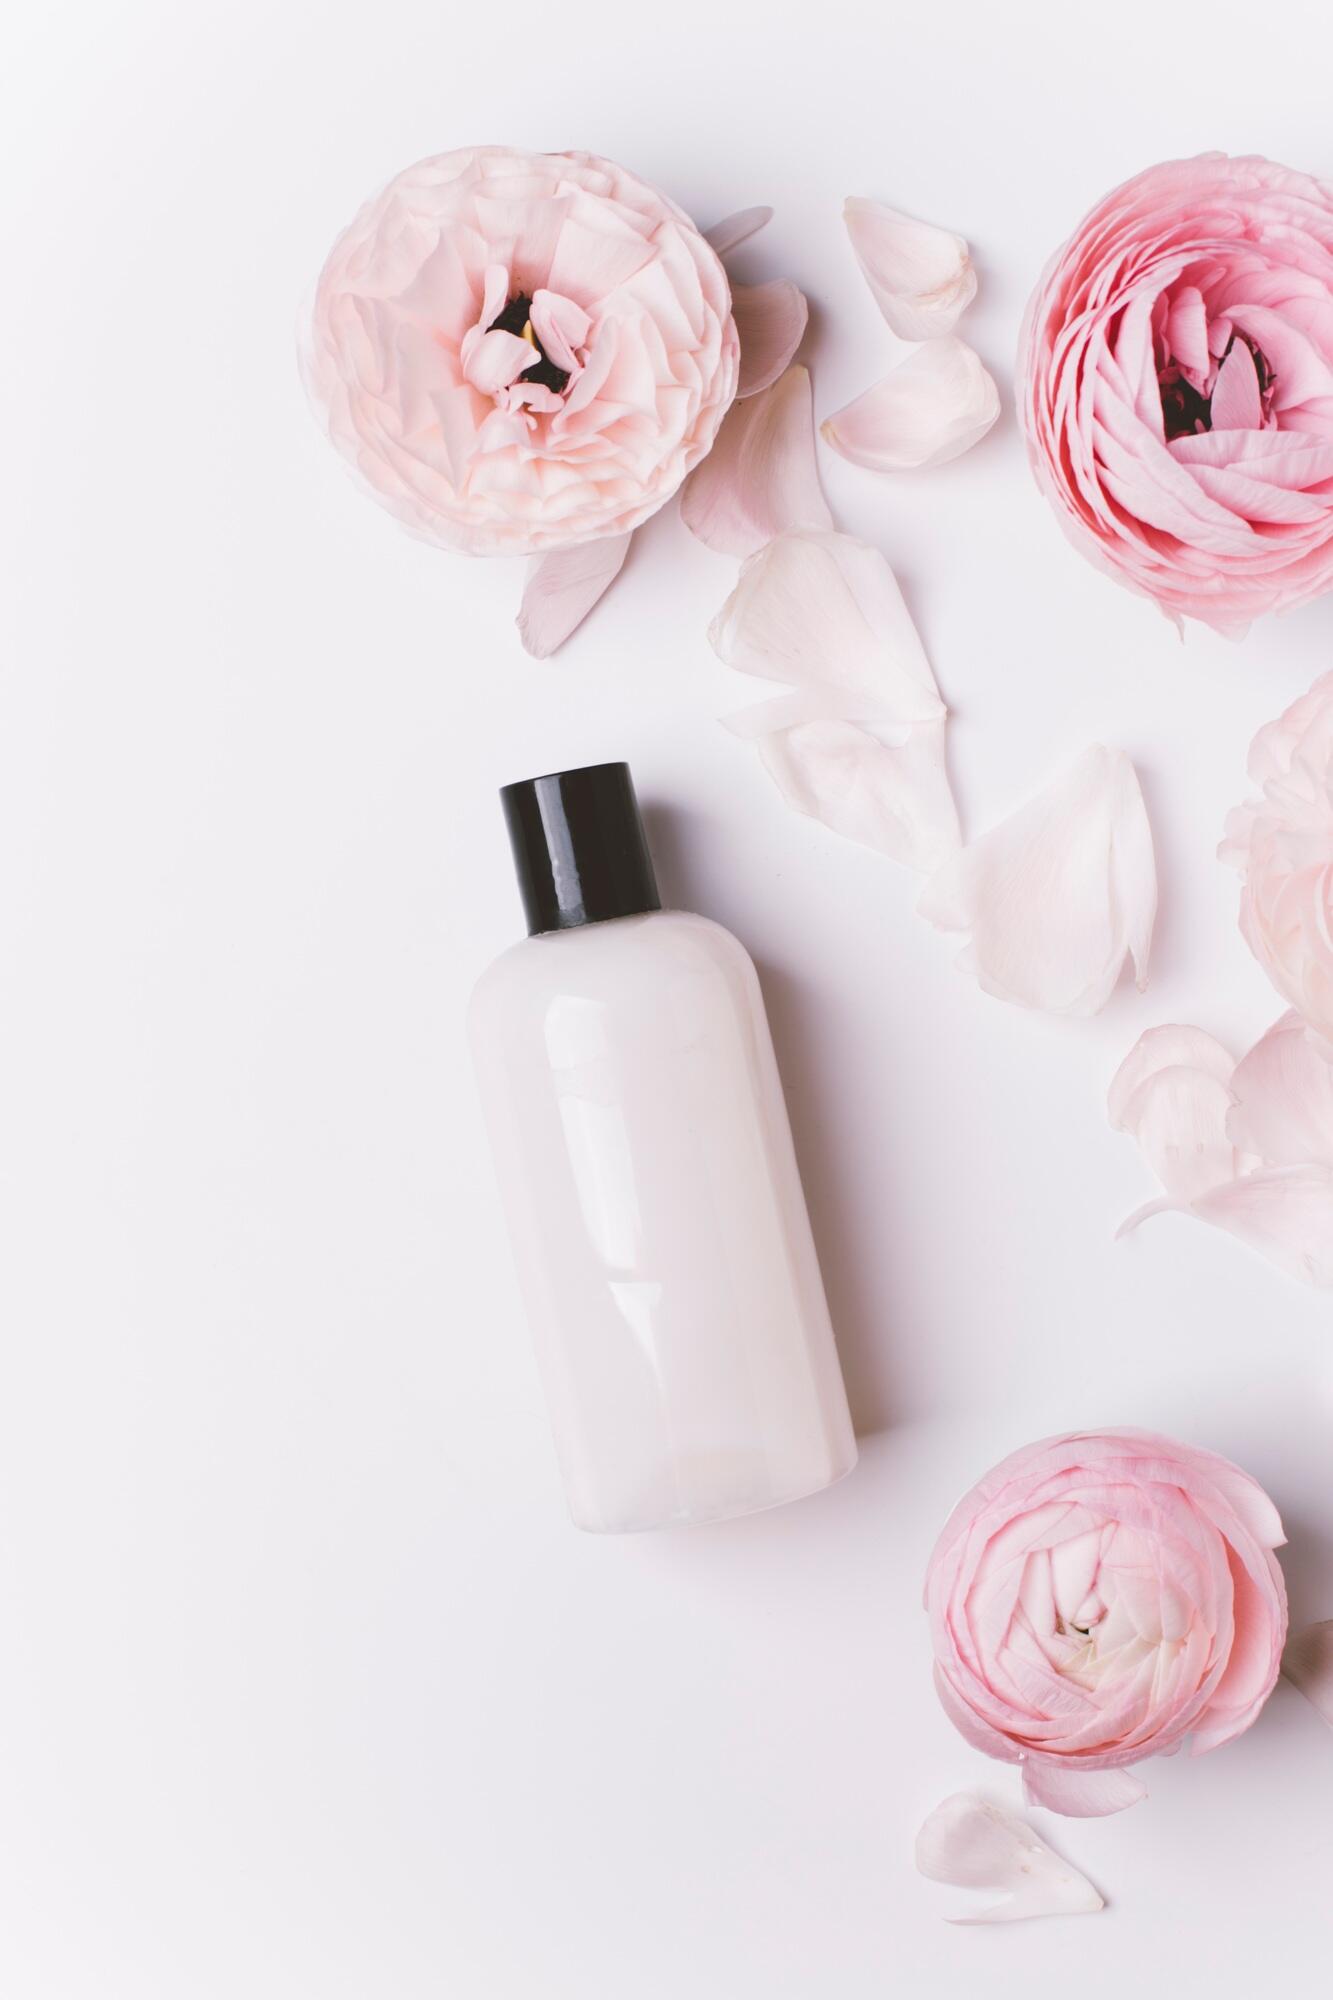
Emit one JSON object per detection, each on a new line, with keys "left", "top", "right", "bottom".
{"left": 1284, "top": 1621, "right": 1333, "bottom": 1726}
{"left": 1186, "top": 1166, "right": 1333, "bottom": 1287}
{"left": 1108, "top": 1024, "right": 1235, "bottom": 1130}
{"left": 1021, "top": 1762, "right": 1148, "bottom": 1819}
{"left": 918, "top": 746, "right": 1156, "bottom": 1016}
{"left": 823, "top": 338, "right": 999, "bottom": 472}
{"left": 704, "top": 206, "right": 773, "bottom": 258}
{"left": 681, "top": 365, "right": 832, "bottom": 557}
{"left": 709, "top": 529, "right": 943, "bottom": 722}
{"left": 843, "top": 197, "right": 977, "bottom": 340}
{"left": 733, "top": 281, "right": 809, "bottom": 397}
{"left": 751, "top": 717, "right": 960, "bottom": 872}
{"left": 916, "top": 1794, "right": 1103, "bottom": 1923}
{"left": 1112, "top": 1064, "right": 1238, "bottom": 1202}
{"left": 1227, "top": 1010, "right": 1333, "bottom": 1168}
{"left": 516, "top": 532, "right": 632, "bottom": 659}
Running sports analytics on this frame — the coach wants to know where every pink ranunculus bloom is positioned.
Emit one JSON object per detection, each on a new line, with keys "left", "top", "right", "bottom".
{"left": 1222, "top": 669, "right": 1333, "bottom": 1039}
{"left": 1020, "top": 154, "right": 1333, "bottom": 633}
{"left": 304, "top": 147, "right": 740, "bottom": 557}
{"left": 925, "top": 1429, "right": 1287, "bottom": 1817}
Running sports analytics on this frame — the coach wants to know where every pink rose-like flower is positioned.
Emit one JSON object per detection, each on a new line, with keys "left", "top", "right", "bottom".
{"left": 1020, "top": 154, "right": 1333, "bottom": 632}
{"left": 304, "top": 147, "right": 739, "bottom": 557}
{"left": 925, "top": 1429, "right": 1287, "bottom": 1816}
{"left": 1222, "top": 669, "right": 1333, "bottom": 1040}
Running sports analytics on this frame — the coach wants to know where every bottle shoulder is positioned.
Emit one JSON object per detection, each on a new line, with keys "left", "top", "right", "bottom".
{"left": 469, "top": 909, "right": 757, "bottom": 1021}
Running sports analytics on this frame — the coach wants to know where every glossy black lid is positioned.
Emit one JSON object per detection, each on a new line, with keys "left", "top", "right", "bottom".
{"left": 499, "top": 762, "right": 661, "bottom": 936}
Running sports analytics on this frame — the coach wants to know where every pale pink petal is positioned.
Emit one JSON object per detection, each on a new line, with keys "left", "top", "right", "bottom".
{"left": 1209, "top": 338, "right": 1264, "bottom": 431}
{"left": 732, "top": 281, "right": 809, "bottom": 397}
{"left": 754, "top": 717, "right": 960, "bottom": 872}
{"left": 1021, "top": 1762, "right": 1147, "bottom": 1818}
{"left": 462, "top": 328, "right": 535, "bottom": 395}
{"left": 823, "top": 338, "right": 999, "bottom": 472}
{"left": 680, "top": 365, "right": 832, "bottom": 557}
{"left": 1108, "top": 1025, "right": 1236, "bottom": 1130}
{"left": 1187, "top": 1166, "right": 1333, "bottom": 1287}
{"left": 843, "top": 198, "right": 977, "bottom": 340}
{"left": 704, "top": 207, "right": 773, "bottom": 259}
{"left": 708, "top": 529, "right": 943, "bottom": 722}
{"left": 916, "top": 1794, "right": 1103, "bottom": 1924}
{"left": 528, "top": 290, "right": 591, "bottom": 374}
{"left": 918, "top": 747, "right": 1156, "bottom": 1016}
{"left": 1283, "top": 1621, "right": 1333, "bottom": 1726}
{"left": 1227, "top": 1011, "right": 1333, "bottom": 1168}
{"left": 516, "top": 533, "right": 632, "bottom": 660}
{"left": 1114, "top": 1066, "right": 1239, "bottom": 1201}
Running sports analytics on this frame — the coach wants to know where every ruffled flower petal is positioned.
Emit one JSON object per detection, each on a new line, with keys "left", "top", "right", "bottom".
{"left": 732, "top": 281, "right": 809, "bottom": 397}
{"left": 1186, "top": 1167, "right": 1333, "bottom": 1287}
{"left": 843, "top": 198, "right": 977, "bottom": 340}
{"left": 709, "top": 529, "right": 944, "bottom": 722}
{"left": 751, "top": 717, "right": 960, "bottom": 872}
{"left": 918, "top": 746, "right": 1156, "bottom": 1015}
{"left": 516, "top": 532, "right": 632, "bottom": 659}
{"left": 704, "top": 207, "right": 773, "bottom": 258}
{"left": 916, "top": 1794, "right": 1104, "bottom": 1923}
{"left": 822, "top": 337, "right": 1000, "bottom": 472}
{"left": 1021, "top": 1762, "right": 1148, "bottom": 1819}
{"left": 1108, "top": 1049, "right": 1239, "bottom": 1202}
{"left": 680, "top": 365, "right": 832, "bottom": 557}
{"left": 1228, "top": 1010, "right": 1333, "bottom": 1167}
{"left": 1284, "top": 1620, "right": 1333, "bottom": 1726}
{"left": 1107, "top": 1024, "right": 1236, "bottom": 1130}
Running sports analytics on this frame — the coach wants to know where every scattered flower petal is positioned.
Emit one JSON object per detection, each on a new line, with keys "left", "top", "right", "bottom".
{"left": 916, "top": 1794, "right": 1104, "bottom": 1923}
{"left": 1186, "top": 1167, "right": 1333, "bottom": 1287}
{"left": 1108, "top": 1046, "right": 1239, "bottom": 1203}
{"left": 1228, "top": 1010, "right": 1333, "bottom": 1168}
{"left": 823, "top": 337, "right": 1000, "bottom": 473}
{"left": 753, "top": 718, "right": 960, "bottom": 872}
{"left": 1283, "top": 1620, "right": 1333, "bottom": 1726}
{"left": 918, "top": 747, "right": 1156, "bottom": 1016}
{"left": 704, "top": 206, "right": 773, "bottom": 258}
{"left": 516, "top": 533, "right": 632, "bottom": 659}
{"left": 843, "top": 198, "right": 977, "bottom": 341}
{"left": 680, "top": 366, "right": 833, "bottom": 557}
{"left": 709, "top": 529, "right": 943, "bottom": 722}
{"left": 1107, "top": 1024, "right": 1236, "bottom": 1131}
{"left": 733, "top": 280, "right": 809, "bottom": 397}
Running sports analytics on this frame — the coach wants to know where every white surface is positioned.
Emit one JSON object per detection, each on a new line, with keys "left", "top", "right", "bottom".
{"left": 3, "top": 2, "right": 1333, "bottom": 1993}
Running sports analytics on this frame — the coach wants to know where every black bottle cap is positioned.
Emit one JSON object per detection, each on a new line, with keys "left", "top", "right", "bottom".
{"left": 500, "top": 762, "right": 662, "bottom": 936}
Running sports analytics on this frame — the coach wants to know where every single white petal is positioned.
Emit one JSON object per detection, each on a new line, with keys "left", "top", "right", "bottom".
{"left": 1227, "top": 1011, "right": 1333, "bottom": 1168}
{"left": 732, "top": 280, "right": 809, "bottom": 397}
{"left": 709, "top": 528, "right": 943, "bottom": 722}
{"left": 843, "top": 197, "right": 978, "bottom": 340}
{"left": 1187, "top": 1166, "right": 1333, "bottom": 1288}
{"left": 516, "top": 533, "right": 631, "bottom": 659}
{"left": 754, "top": 717, "right": 960, "bottom": 872}
{"left": 916, "top": 1794, "right": 1104, "bottom": 1922}
{"left": 1284, "top": 1621, "right": 1333, "bottom": 1726}
{"left": 1108, "top": 1024, "right": 1236, "bottom": 1131}
{"left": 1114, "top": 1065, "right": 1239, "bottom": 1202}
{"left": 822, "top": 338, "right": 1000, "bottom": 472}
{"left": 680, "top": 365, "right": 832, "bottom": 557}
{"left": 918, "top": 746, "right": 1157, "bottom": 1016}
{"left": 1021, "top": 1762, "right": 1148, "bottom": 1819}
{"left": 704, "top": 206, "right": 773, "bottom": 259}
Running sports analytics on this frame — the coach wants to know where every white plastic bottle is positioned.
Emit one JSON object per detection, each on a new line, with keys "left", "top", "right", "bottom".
{"left": 469, "top": 762, "right": 857, "bottom": 1533}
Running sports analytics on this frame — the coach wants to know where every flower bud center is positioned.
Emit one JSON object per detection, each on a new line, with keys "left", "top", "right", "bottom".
{"left": 1159, "top": 330, "right": 1273, "bottom": 442}
{"left": 487, "top": 293, "right": 570, "bottom": 395}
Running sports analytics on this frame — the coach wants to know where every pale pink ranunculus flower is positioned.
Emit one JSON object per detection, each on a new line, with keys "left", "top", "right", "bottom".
{"left": 1222, "top": 669, "right": 1333, "bottom": 1039}
{"left": 1020, "top": 154, "right": 1333, "bottom": 633}
{"left": 925, "top": 1429, "right": 1287, "bottom": 1817}
{"left": 304, "top": 147, "right": 739, "bottom": 558}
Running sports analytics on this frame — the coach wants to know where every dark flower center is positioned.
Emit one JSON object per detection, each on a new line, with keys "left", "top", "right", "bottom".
{"left": 487, "top": 293, "right": 570, "bottom": 395}
{"left": 1159, "top": 331, "right": 1272, "bottom": 442}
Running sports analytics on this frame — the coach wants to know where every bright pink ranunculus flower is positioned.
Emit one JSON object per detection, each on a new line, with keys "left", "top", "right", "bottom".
{"left": 925, "top": 1429, "right": 1287, "bottom": 1816}
{"left": 304, "top": 147, "right": 739, "bottom": 557}
{"left": 1222, "top": 668, "right": 1333, "bottom": 1040}
{"left": 1020, "top": 154, "right": 1333, "bottom": 633}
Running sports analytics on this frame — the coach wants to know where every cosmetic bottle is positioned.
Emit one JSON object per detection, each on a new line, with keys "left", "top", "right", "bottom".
{"left": 468, "top": 761, "right": 857, "bottom": 1532}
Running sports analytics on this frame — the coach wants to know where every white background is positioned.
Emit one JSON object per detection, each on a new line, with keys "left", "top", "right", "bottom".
{"left": 4, "top": 1, "right": 1333, "bottom": 1993}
